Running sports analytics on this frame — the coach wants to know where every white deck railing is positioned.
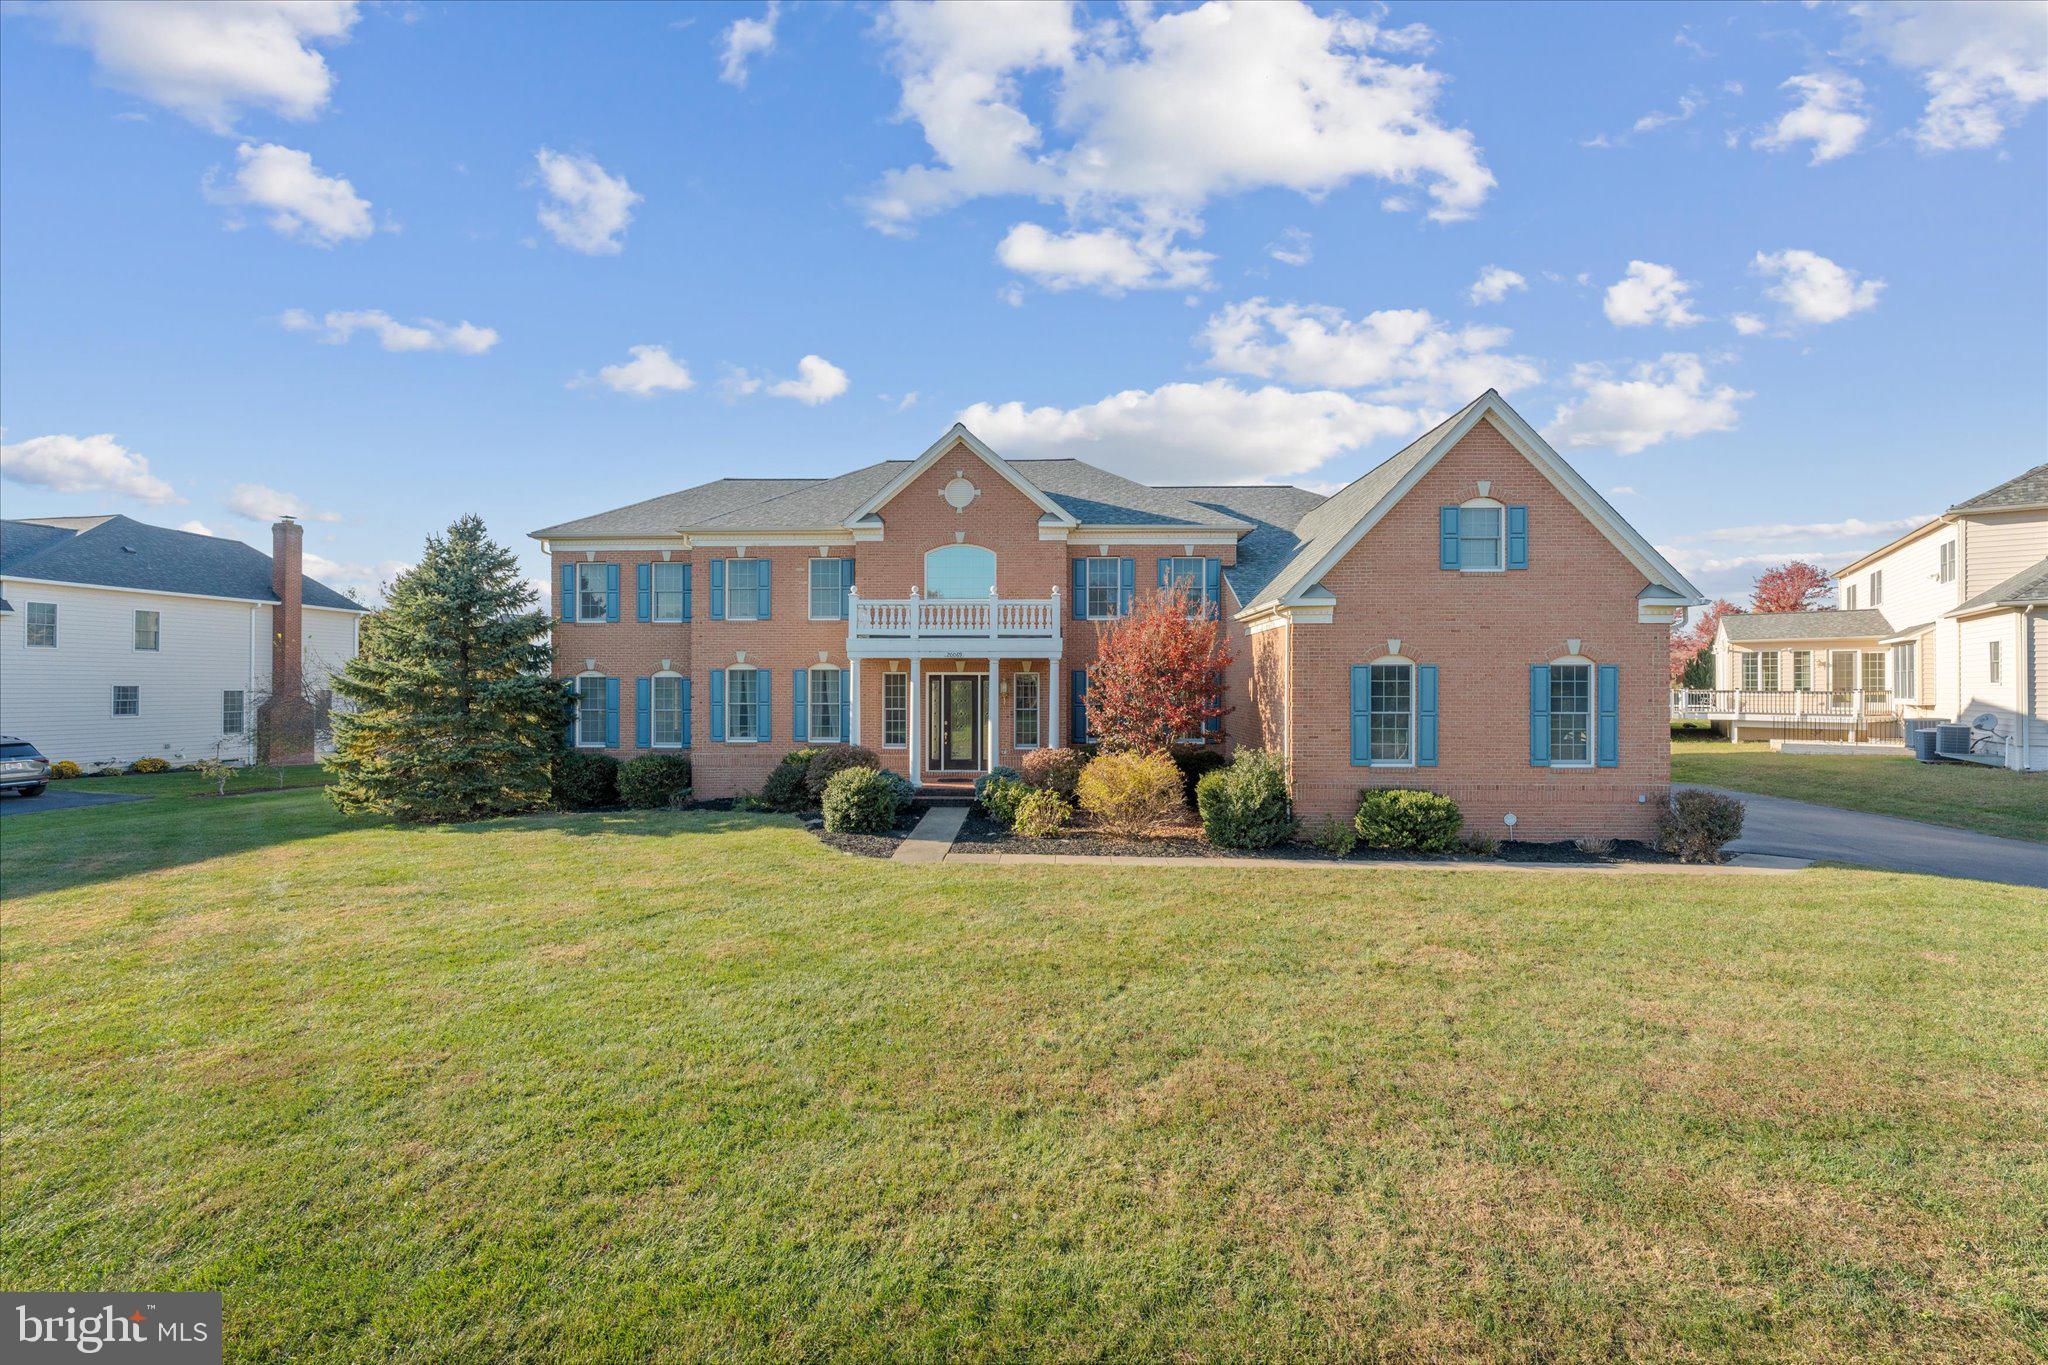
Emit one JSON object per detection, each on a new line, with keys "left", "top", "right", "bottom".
{"left": 850, "top": 587, "right": 1062, "bottom": 642}
{"left": 1670, "top": 688, "right": 1893, "bottom": 720}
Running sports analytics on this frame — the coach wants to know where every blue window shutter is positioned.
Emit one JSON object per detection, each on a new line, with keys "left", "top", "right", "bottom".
{"left": 709, "top": 559, "right": 726, "bottom": 620}
{"left": 1071, "top": 669, "right": 1088, "bottom": 743}
{"left": 1350, "top": 665, "right": 1370, "bottom": 766}
{"left": 636, "top": 677, "right": 651, "bottom": 748}
{"left": 1156, "top": 558, "right": 1170, "bottom": 589}
{"left": 1072, "top": 559, "right": 1087, "bottom": 619}
{"left": 1417, "top": 664, "right": 1439, "bottom": 767}
{"left": 604, "top": 677, "right": 620, "bottom": 747}
{"left": 756, "top": 669, "right": 771, "bottom": 742}
{"left": 1596, "top": 664, "right": 1620, "bottom": 767}
{"left": 605, "top": 564, "right": 621, "bottom": 622}
{"left": 681, "top": 677, "right": 693, "bottom": 748}
{"left": 559, "top": 563, "right": 575, "bottom": 622}
{"left": 636, "top": 563, "right": 652, "bottom": 622}
{"left": 681, "top": 563, "right": 693, "bottom": 620}
{"left": 1507, "top": 506, "right": 1529, "bottom": 570}
{"left": 1439, "top": 507, "right": 1460, "bottom": 570}
{"left": 839, "top": 559, "right": 853, "bottom": 620}
{"left": 1529, "top": 665, "right": 1551, "bottom": 766}
{"left": 792, "top": 669, "right": 809, "bottom": 742}
{"left": 709, "top": 669, "right": 726, "bottom": 742}
{"left": 1203, "top": 670, "right": 1221, "bottom": 737}
{"left": 562, "top": 679, "right": 576, "bottom": 746}
{"left": 1118, "top": 558, "right": 1135, "bottom": 615}
{"left": 758, "top": 559, "right": 772, "bottom": 619}
{"left": 1204, "top": 558, "right": 1221, "bottom": 616}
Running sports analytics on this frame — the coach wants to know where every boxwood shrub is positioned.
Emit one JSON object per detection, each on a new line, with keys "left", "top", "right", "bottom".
{"left": 1010, "top": 788, "right": 1073, "bottom": 839}
{"left": 805, "top": 745, "right": 880, "bottom": 802}
{"left": 618, "top": 754, "right": 693, "bottom": 809}
{"left": 822, "top": 765, "right": 911, "bottom": 834}
{"left": 980, "top": 775, "right": 1029, "bottom": 828}
{"left": 764, "top": 747, "right": 824, "bottom": 811}
{"left": 1353, "top": 788, "right": 1462, "bottom": 853}
{"left": 1169, "top": 745, "right": 1230, "bottom": 803}
{"left": 553, "top": 750, "right": 620, "bottom": 811}
{"left": 973, "top": 765, "right": 1022, "bottom": 804}
{"left": 1194, "top": 749, "right": 1293, "bottom": 849}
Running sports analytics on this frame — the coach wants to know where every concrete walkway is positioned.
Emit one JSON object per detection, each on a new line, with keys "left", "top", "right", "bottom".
{"left": 891, "top": 805, "right": 967, "bottom": 864}
{"left": 1687, "top": 786, "right": 2048, "bottom": 889}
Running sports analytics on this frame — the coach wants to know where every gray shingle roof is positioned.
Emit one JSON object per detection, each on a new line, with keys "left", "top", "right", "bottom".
{"left": 1011, "top": 461, "right": 1247, "bottom": 529}
{"left": 0, "top": 515, "right": 365, "bottom": 611}
{"left": 1953, "top": 555, "right": 2048, "bottom": 613}
{"left": 1164, "top": 485, "right": 1329, "bottom": 605}
{"left": 1720, "top": 608, "right": 1894, "bottom": 642}
{"left": 531, "top": 479, "right": 820, "bottom": 538}
{"left": 1950, "top": 464, "right": 2048, "bottom": 513}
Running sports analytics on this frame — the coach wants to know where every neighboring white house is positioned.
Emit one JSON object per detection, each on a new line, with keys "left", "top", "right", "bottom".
{"left": 1683, "top": 464, "right": 2047, "bottom": 770}
{"left": 0, "top": 514, "right": 365, "bottom": 768}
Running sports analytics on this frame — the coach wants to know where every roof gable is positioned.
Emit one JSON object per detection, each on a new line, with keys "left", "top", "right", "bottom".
{"left": 1718, "top": 608, "right": 1895, "bottom": 643}
{"left": 1, "top": 515, "right": 365, "bottom": 611}
{"left": 1951, "top": 463, "right": 2048, "bottom": 514}
{"left": 845, "top": 424, "right": 1076, "bottom": 528}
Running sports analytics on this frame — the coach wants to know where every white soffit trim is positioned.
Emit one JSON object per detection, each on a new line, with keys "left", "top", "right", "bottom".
{"left": 843, "top": 423, "right": 1078, "bottom": 528}
{"left": 1277, "top": 394, "right": 1705, "bottom": 609}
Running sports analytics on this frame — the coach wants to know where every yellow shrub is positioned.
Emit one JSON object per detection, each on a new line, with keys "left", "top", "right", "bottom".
{"left": 50, "top": 760, "right": 81, "bottom": 780}
{"left": 131, "top": 757, "right": 171, "bottom": 774}
{"left": 1074, "top": 750, "right": 1184, "bottom": 837}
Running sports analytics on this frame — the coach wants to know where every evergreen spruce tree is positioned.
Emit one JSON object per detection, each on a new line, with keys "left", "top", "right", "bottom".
{"left": 327, "top": 515, "right": 567, "bottom": 822}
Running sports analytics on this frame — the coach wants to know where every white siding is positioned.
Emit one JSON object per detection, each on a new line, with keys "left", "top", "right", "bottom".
{"left": 2031, "top": 611, "right": 2048, "bottom": 771}
{"left": 1850, "top": 529, "right": 1956, "bottom": 637}
{"left": 0, "top": 579, "right": 359, "bottom": 768}
{"left": 1961, "top": 511, "right": 2048, "bottom": 598}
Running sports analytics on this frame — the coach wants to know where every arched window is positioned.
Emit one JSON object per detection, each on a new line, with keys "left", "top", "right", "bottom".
{"left": 924, "top": 544, "right": 996, "bottom": 598}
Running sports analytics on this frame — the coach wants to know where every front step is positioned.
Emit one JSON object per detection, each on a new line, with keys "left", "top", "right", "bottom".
{"left": 915, "top": 782, "right": 977, "bottom": 807}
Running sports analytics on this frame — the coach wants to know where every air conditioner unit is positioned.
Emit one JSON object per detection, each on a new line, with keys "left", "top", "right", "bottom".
{"left": 1935, "top": 724, "right": 1973, "bottom": 757}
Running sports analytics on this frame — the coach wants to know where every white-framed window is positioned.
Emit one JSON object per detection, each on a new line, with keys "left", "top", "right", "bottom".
{"left": 1759, "top": 651, "right": 1780, "bottom": 691}
{"left": 1081, "top": 557, "right": 1121, "bottom": 619}
{"left": 134, "top": 610, "right": 160, "bottom": 651}
{"left": 1161, "top": 556, "right": 1212, "bottom": 614}
{"left": 1548, "top": 663, "right": 1593, "bottom": 767}
{"left": 1457, "top": 501, "right": 1505, "bottom": 572}
{"left": 1989, "top": 640, "right": 2003, "bottom": 685}
{"left": 25, "top": 602, "right": 55, "bottom": 648}
{"left": 1791, "top": 650, "right": 1812, "bottom": 691}
{"left": 809, "top": 558, "right": 852, "bottom": 620}
{"left": 222, "top": 689, "right": 246, "bottom": 735}
{"left": 809, "top": 666, "right": 845, "bottom": 742}
{"left": 651, "top": 563, "right": 688, "bottom": 622}
{"left": 575, "top": 673, "right": 608, "bottom": 747}
{"left": 576, "top": 563, "right": 608, "bottom": 622}
{"left": 882, "top": 672, "right": 907, "bottom": 747}
{"left": 1861, "top": 651, "right": 1887, "bottom": 700}
{"left": 726, "top": 665, "right": 759, "bottom": 741}
{"left": 1891, "top": 641, "right": 1917, "bottom": 701}
{"left": 1741, "top": 652, "right": 1759, "bottom": 690}
{"left": 1846, "top": 584, "right": 1858, "bottom": 611}
{"left": 924, "top": 544, "right": 995, "bottom": 599}
{"left": 1937, "top": 541, "right": 1956, "bottom": 584}
{"left": 1369, "top": 661, "right": 1415, "bottom": 765}
{"left": 652, "top": 674, "right": 685, "bottom": 747}
{"left": 1013, "top": 670, "right": 1041, "bottom": 748}
{"left": 112, "top": 684, "right": 140, "bottom": 718}
{"left": 724, "top": 559, "right": 766, "bottom": 621}
{"left": 1869, "top": 570, "right": 1883, "bottom": 607}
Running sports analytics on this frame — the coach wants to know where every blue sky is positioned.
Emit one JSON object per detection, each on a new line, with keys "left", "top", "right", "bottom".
{"left": 2, "top": 0, "right": 2043, "bottom": 606}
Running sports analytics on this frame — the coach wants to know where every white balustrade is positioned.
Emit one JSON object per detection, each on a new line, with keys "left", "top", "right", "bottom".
{"left": 849, "top": 586, "right": 1061, "bottom": 642}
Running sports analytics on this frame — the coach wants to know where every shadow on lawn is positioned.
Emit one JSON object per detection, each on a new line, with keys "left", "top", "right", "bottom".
{"left": 444, "top": 808, "right": 790, "bottom": 840}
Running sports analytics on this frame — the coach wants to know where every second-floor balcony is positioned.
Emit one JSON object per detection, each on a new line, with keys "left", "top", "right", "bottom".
{"left": 848, "top": 587, "right": 1063, "bottom": 659}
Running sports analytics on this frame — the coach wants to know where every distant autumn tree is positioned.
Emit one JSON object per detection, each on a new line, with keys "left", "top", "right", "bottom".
{"left": 1670, "top": 598, "right": 1739, "bottom": 684}
{"left": 1751, "top": 561, "right": 1835, "bottom": 613}
{"left": 1086, "top": 582, "right": 1234, "bottom": 752}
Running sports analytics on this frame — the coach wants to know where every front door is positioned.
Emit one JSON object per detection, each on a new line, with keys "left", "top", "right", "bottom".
{"left": 929, "top": 675, "right": 984, "bottom": 772}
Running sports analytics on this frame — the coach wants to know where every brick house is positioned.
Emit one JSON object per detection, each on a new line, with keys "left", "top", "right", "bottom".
{"left": 532, "top": 390, "right": 1703, "bottom": 839}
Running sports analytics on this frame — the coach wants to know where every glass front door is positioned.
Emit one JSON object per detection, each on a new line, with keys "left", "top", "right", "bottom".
{"left": 928, "top": 675, "right": 984, "bottom": 772}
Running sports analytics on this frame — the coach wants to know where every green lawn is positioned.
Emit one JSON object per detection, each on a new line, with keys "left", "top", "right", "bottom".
{"left": 4, "top": 794, "right": 2043, "bottom": 1361}
{"left": 1671, "top": 736, "right": 2048, "bottom": 842}
{"left": 57, "top": 762, "right": 330, "bottom": 800}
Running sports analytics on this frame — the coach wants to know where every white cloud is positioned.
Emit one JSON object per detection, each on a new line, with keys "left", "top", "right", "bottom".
{"left": 280, "top": 308, "right": 497, "bottom": 354}
{"left": 1845, "top": 0, "right": 2048, "bottom": 152}
{"left": 532, "top": 149, "right": 640, "bottom": 255}
{"left": 961, "top": 378, "right": 1420, "bottom": 484}
{"left": 204, "top": 142, "right": 374, "bottom": 246}
{"left": 1267, "top": 227, "right": 1313, "bottom": 267}
{"left": 996, "top": 222, "right": 1213, "bottom": 293}
{"left": 1634, "top": 90, "right": 1706, "bottom": 134}
{"left": 1730, "top": 312, "right": 1768, "bottom": 336}
{"left": 1609, "top": 486, "right": 1638, "bottom": 496}
{"left": 724, "top": 354, "right": 848, "bottom": 405}
{"left": 304, "top": 551, "right": 410, "bottom": 604}
{"left": 1752, "top": 72, "right": 1870, "bottom": 163}
{"left": 31, "top": 0, "right": 358, "bottom": 133}
{"left": 1467, "top": 265, "right": 1526, "bottom": 305}
{"left": 1677, "top": 514, "right": 1932, "bottom": 544}
{"left": 226, "top": 483, "right": 338, "bottom": 523}
{"left": 1656, "top": 545, "right": 1833, "bottom": 595}
{"left": 1753, "top": 249, "right": 1884, "bottom": 325}
{"left": 1, "top": 432, "right": 179, "bottom": 504}
{"left": 1545, "top": 353, "right": 1748, "bottom": 455}
{"left": 1201, "top": 298, "right": 1540, "bottom": 405}
{"left": 592, "top": 345, "right": 695, "bottom": 397}
{"left": 178, "top": 519, "right": 215, "bottom": 536}
{"left": 1603, "top": 261, "right": 1703, "bottom": 328}
{"left": 719, "top": 2, "right": 780, "bottom": 87}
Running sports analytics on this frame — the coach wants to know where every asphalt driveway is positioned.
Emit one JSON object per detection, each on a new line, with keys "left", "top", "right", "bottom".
{"left": 1688, "top": 786, "right": 2048, "bottom": 889}
{"left": 0, "top": 788, "right": 147, "bottom": 818}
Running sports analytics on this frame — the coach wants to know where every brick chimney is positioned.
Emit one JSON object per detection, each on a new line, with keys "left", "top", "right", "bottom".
{"left": 256, "top": 516, "right": 316, "bottom": 764}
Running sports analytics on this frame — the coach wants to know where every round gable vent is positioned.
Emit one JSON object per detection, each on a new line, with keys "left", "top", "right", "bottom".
{"left": 941, "top": 476, "right": 979, "bottom": 511}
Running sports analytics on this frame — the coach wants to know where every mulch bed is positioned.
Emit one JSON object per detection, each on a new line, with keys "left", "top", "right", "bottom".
{"left": 953, "top": 811, "right": 1683, "bottom": 865}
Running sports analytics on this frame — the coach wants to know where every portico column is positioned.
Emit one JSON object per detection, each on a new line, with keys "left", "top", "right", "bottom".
{"left": 908, "top": 656, "right": 922, "bottom": 781}
{"left": 1046, "top": 657, "right": 1060, "bottom": 749}
{"left": 848, "top": 656, "right": 861, "bottom": 746}
{"left": 987, "top": 656, "right": 1001, "bottom": 773}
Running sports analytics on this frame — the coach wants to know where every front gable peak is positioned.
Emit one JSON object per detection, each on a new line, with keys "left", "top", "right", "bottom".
{"left": 845, "top": 424, "right": 1077, "bottom": 529}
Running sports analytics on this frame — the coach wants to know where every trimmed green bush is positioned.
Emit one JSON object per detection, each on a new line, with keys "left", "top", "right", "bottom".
{"left": 1299, "top": 814, "right": 1358, "bottom": 858}
{"left": 553, "top": 750, "right": 620, "bottom": 811}
{"left": 1194, "top": 748, "right": 1293, "bottom": 849}
{"left": 973, "top": 765, "right": 1023, "bottom": 805}
{"left": 1011, "top": 788, "right": 1073, "bottom": 839}
{"left": 1353, "top": 788, "right": 1463, "bottom": 853}
{"left": 1169, "top": 745, "right": 1230, "bottom": 803}
{"left": 1019, "top": 746, "right": 1088, "bottom": 798}
{"left": 764, "top": 748, "right": 824, "bottom": 811}
{"left": 618, "top": 754, "right": 693, "bottom": 809}
{"left": 822, "top": 765, "right": 910, "bottom": 834}
{"left": 1655, "top": 790, "right": 1745, "bottom": 863}
{"left": 980, "top": 776, "right": 1029, "bottom": 828}
{"left": 805, "top": 745, "right": 880, "bottom": 802}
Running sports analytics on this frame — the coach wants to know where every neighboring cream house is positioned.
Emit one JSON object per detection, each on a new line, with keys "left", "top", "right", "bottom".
{"left": 0, "top": 515, "right": 365, "bottom": 768}
{"left": 1685, "top": 465, "right": 2047, "bottom": 769}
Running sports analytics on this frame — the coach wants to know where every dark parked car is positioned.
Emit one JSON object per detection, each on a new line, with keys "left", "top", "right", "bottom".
{"left": 0, "top": 737, "right": 51, "bottom": 798}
